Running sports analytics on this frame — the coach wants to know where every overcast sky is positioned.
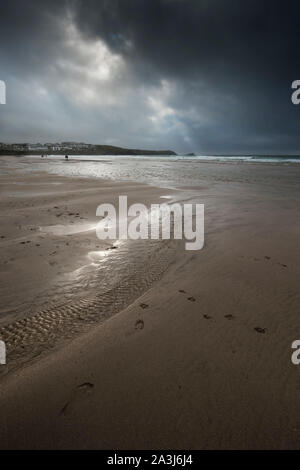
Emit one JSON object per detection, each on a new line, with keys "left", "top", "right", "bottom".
{"left": 0, "top": 0, "right": 300, "bottom": 154}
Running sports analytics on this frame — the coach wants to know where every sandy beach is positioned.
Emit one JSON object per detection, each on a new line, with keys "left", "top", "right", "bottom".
{"left": 0, "top": 156, "right": 300, "bottom": 449}
{"left": 2, "top": 0, "right": 300, "bottom": 455}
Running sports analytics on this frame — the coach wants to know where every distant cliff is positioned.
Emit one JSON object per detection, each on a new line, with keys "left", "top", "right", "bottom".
{"left": 0, "top": 142, "right": 177, "bottom": 156}
{"left": 81, "top": 145, "right": 177, "bottom": 156}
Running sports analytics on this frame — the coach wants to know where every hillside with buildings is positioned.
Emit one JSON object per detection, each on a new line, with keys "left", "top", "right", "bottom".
{"left": 0, "top": 142, "right": 176, "bottom": 156}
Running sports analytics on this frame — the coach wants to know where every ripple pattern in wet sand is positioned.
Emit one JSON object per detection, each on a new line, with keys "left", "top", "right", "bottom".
{"left": 0, "top": 239, "right": 179, "bottom": 375}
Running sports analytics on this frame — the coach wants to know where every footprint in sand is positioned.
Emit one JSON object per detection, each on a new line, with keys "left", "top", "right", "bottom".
{"left": 248, "top": 255, "right": 287, "bottom": 268}
{"left": 224, "top": 314, "right": 235, "bottom": 320}
{"left": 254, "top": 327, "right": 266, "bottom": 334}
{"left": 178, "top": 289, "right": 186, "bottom": 293}
{"left": 203, "top": 314, "right": 212, "bottom": 320}
{"left": 135, "top": 319, "right": 144, "bottom": 330}
{"left": 187, "top": 296, "right": 196, "bottom": 302}
{"left": 60, "top": 382, "right": 94, "bottom": 416}
{"left": 140, "top": 303, "right": 149, "bottom": 309}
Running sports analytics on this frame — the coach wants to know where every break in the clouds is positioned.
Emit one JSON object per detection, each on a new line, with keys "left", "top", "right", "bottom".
{"left": 0, "top": 0, "right": 300, "bottom": 154}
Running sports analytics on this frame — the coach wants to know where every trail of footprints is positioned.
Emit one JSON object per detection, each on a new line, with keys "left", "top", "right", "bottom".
{"left": 177, "top": 289, "right": 267, "bottom": 334}
{"left": 239, "top": 254, "right": 288, "bottom": 269}
{"left": 133, "top": 288, "right": 268, "bottom": 336}
{"left": 0, "top": 247, "right": 272, "bottom": 373}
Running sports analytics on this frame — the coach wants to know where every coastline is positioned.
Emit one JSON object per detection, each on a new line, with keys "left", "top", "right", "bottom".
{"left": 0, "top": 157, "right": 300, "bottom": 448}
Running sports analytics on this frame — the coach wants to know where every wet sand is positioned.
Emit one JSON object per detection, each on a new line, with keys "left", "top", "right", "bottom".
{"left": 0, "top": 161, "right": 178, "bottom": 374}
{"left": 0, "top": 157, "right": 300, "bottom": 448}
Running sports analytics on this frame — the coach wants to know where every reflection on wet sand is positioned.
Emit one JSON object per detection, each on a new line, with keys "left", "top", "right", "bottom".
{"left": 0, "top": 159, "right": 182, "bottom": 374}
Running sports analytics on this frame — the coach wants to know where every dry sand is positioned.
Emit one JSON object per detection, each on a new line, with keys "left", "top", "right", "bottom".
{"left": 0, "top": 157, "right": 300, "bottom": 449}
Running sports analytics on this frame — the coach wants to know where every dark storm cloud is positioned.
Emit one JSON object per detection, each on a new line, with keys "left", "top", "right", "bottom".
{"left": 0, "top": 0, "right": 300, "bottom": 153}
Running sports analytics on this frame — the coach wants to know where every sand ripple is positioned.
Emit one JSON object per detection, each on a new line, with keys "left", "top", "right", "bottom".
{"left": 0, "top": 239, "right": 179, "bottom": 375}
